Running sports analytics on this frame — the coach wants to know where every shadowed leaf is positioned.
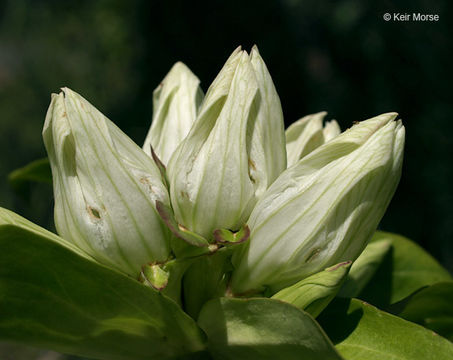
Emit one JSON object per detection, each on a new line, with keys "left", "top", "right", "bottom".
{"left": 399, "top": 281, "right": 453, "bottom": 341}
{"left": 358, "top": 231, "right": 451, "bottom": 309}
{"left": 318, "top": 298, "right": 453, "bottom": 360}
{"left": 0, "top": 208, "right": 207, "bottom": 360}
{"left": 198, "top": 297, "right": 343, "bottom": 360}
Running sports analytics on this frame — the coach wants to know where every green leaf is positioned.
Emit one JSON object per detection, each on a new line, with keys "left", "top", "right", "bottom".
{"left": 357, "top": 231, "right": 451, "bottom": 308}
{"left": 339, "top": 239, "right": 392, "bottom": 298}
{"left": 198, "top": 297, "right": 343, "bottom": 360}
{"left": 399, "top": 281, "right": 453, "bottom": 341}
{"left": 272, "top": 261, "right": 351, "bottom": 318}
{"left": 0, "top": 207, "right": 207, "bottom": 360}
{"left": 318, "top": 298, "right": 453, "bottom": 360}
{"left": 183, "top": 250, "right": 232, "bottom": 319}
{"left": 8, "top": 158, "right": 52, "bottom": 200}
{"left": 8, "top": 158, "right": 52, "bottom": 186}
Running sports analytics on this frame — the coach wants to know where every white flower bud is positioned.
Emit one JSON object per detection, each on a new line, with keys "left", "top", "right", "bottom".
{"left": 43, "top": 88, "right": 172, "bottom": 275}
{"left": 285, "top": 112, "right": 342, "bottom": 167}
{"left": 143, "top": 62, "right": 203, "bottom": 165}
{"left": 231, "top": 113, "right": 405, "bottom": 293}
{"left": 167, "top": 47, "right": 286, "bottom": 239}
{"left": 323, "top": 119, "right": 341, "bottom": 142}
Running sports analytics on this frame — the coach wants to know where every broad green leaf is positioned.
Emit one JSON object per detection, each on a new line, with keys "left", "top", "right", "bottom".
{"left": 318, "top": 298, "right": 453, "bottom": 360}
{"left": 0, "top": 208, "right": 207, "bottom": 360}
{"left": 198, "top": 297, "right": 343, "bottom": 360}
{"left": 272, "top": 261, "right": 351, "bottom": 317}
{"left": 8, "top": 157, "right": 52, "bottom": 186}
{"left": 339, "top": 239, "right": 391, "bottom": 298}
{"left": 399, "top": 281, "right": 453, "bottom": 341}
{"left": 358, "top": 231, "right": 451, "bottom": 308}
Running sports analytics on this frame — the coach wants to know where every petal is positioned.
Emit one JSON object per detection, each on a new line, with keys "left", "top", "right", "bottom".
{"left": 286, "top": 112, "right": 326, "bottom": 167}
{"left": 248, "top": 46, "right": 287, "bottom": 197}
{"left": 143, "top": 62, "right": 203, "bottom": 164}
{"left": 167, "top": 48, "right": 258, "bottom": 238}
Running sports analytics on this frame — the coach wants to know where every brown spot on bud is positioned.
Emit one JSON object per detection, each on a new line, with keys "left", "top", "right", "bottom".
{"left": 87, "top": 206, "right": 101, "bottom": 220}
{"left": 305, "top": 248, "right": 321, "bottom": 263}
{"left": 248, "top": 158, "right": 257, "bottom": 171}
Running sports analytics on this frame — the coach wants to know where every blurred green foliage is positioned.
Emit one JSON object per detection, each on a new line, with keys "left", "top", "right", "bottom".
{"left": 0, "top": 0, "right": 451, "bottom": 272}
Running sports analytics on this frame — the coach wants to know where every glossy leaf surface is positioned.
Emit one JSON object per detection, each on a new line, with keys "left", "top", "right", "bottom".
{"left": 318, "top": 298, "right": 453, "bottom": 360}
{"left": 0, "top": 208, "right": 206, "bottom": 360}
{"left": 399, "top": 281, "right": 453, "bottom": 341}
{"left": 358, "top": 231, "right": 451, "bottom": 308}
{"left": 198, "top": 297, "right": 342, "bottom": 360}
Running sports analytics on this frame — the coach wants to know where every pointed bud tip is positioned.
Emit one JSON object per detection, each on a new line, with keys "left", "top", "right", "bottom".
{"left": 58, "top": 87, "right": 80, "bottom": 102}
{"left": 231, "top": 45, "right": 243, "bottom": 56}
{"left": 60, "top": 87, "right": 71, "bottom": 97}
{"left": 167, "top": 61, "right": 195, "bottom": 77}
{"left": 352, "top": 112, "right": 398, "bottom": 127}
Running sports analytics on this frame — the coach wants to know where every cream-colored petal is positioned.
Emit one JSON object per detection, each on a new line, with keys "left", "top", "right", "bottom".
{"left": 143, "top": 62, "right": 203, "bottom": 164}
{"left": 286, "top": 112, "right": 326, "bottom": 167}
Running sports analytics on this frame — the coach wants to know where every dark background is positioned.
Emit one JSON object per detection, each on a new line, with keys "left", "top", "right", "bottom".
{"left": 0, "top": 0, "right": 452, "bottom": 271}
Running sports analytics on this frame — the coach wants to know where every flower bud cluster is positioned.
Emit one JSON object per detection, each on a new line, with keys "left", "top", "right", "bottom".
{"left": 43, "top": 46, "right": 404, "bottom": 297}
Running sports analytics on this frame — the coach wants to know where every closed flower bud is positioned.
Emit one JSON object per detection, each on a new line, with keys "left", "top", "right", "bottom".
{"left": 323, "top": 119, "right": 341, "bottom": 142}
{"left": 143, "top": 62, "right": 203, "bottom": 165}
{"left": 285, "top": 112, "right": 341, "bottom": 167}
{"left": 231, "top": 113, "right": 405, "bottom": 294}
{"left": 43, "top": 88, "right": 172, "bottom": 275}
{"left": 167, "top": 46, "right": 286, "bottom": 239}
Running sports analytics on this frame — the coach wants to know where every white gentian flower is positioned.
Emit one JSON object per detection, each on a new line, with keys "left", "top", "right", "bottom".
{"left": 43, "top": 88, "right": 172, "bottom": 275}
{"left": 39, "top": 46, "right": 405, "bottom": 301}
{"left": 231, "top": 113, "right": 405, "bottom": 294}
{"left": 167, "top": 46, "right": 286, "bottom": 239}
